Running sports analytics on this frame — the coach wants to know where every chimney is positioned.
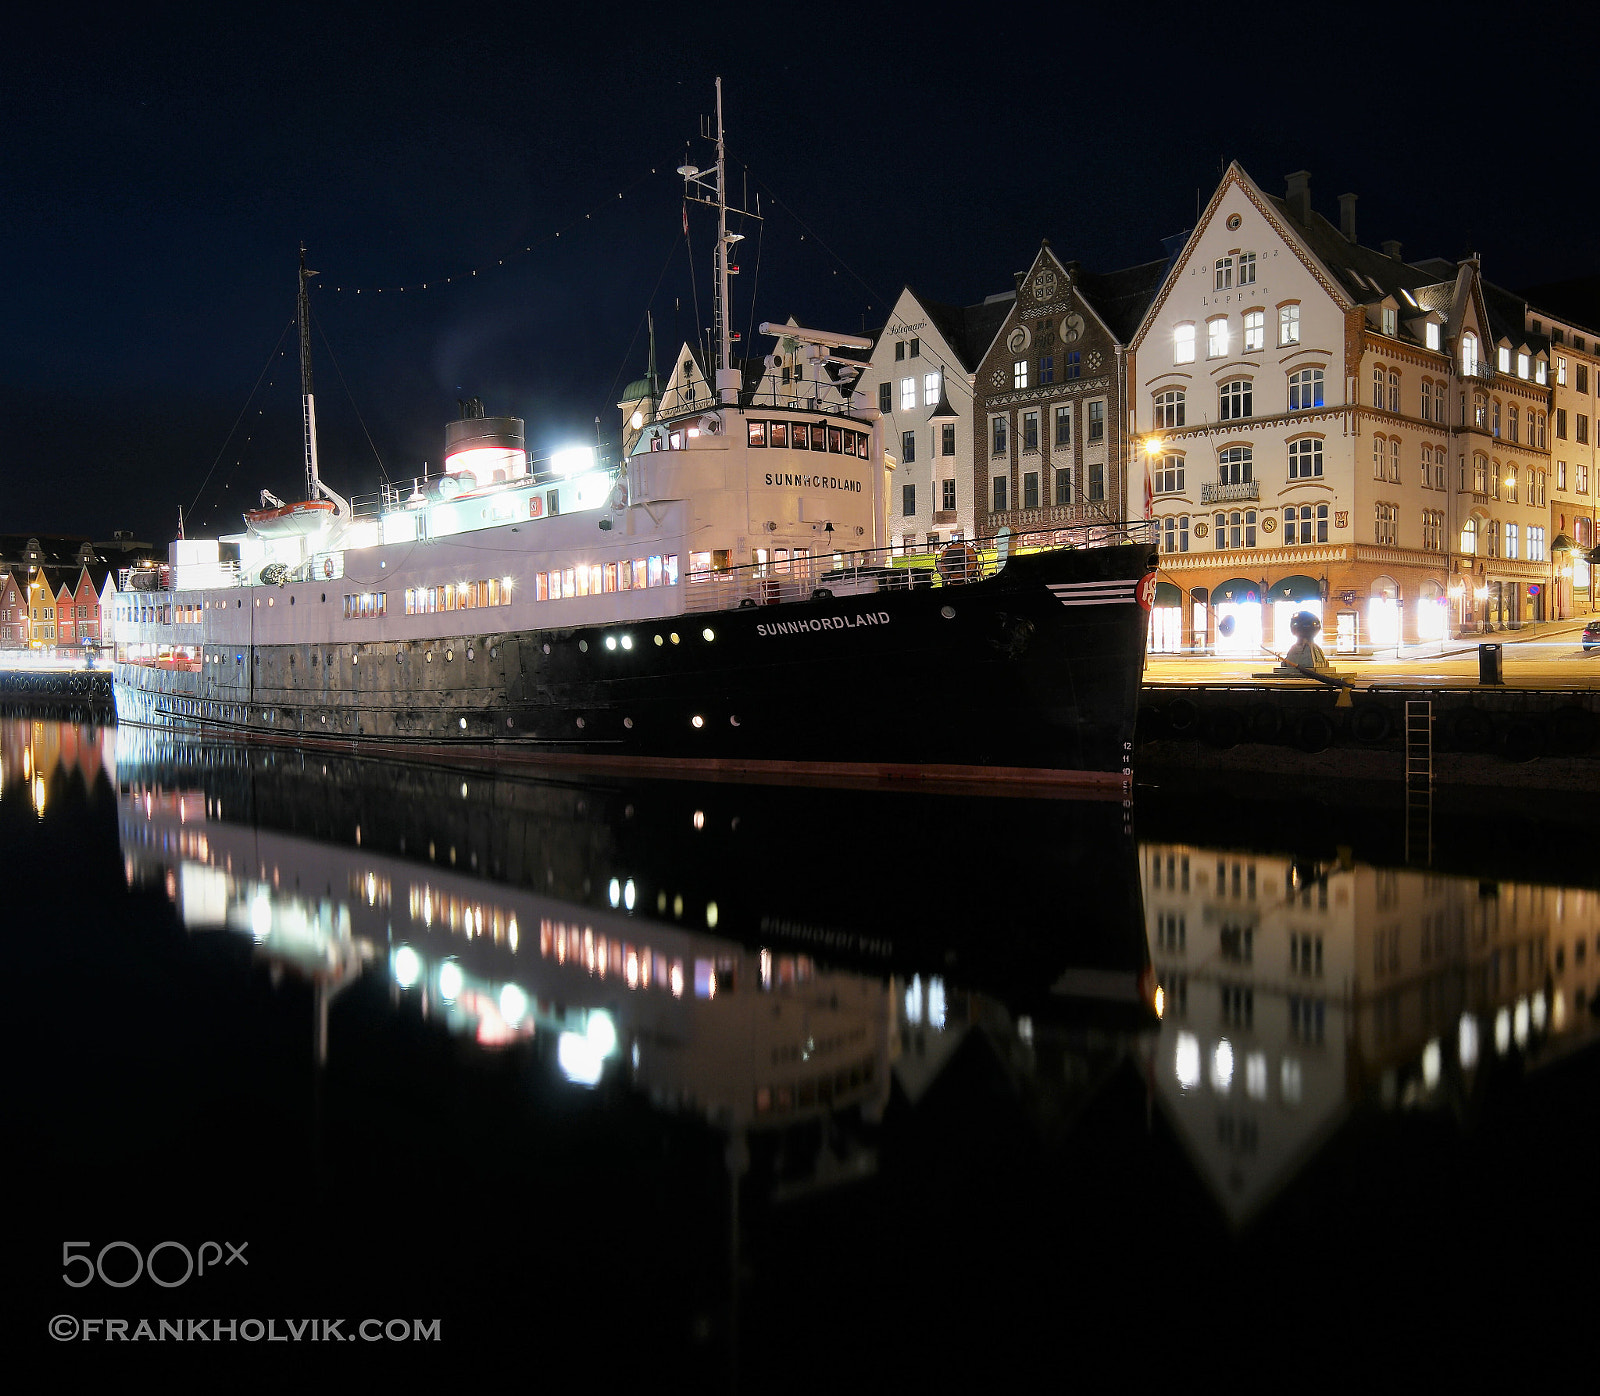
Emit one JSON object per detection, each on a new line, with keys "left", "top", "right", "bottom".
{"left": 1285, "top": 171, "right": 1311, "bottom": 226}
{"left": 1338, "top": 192, "right": 1358, "bottom": 243}
{"left": 1381, "top": 239, "right": 1403, "bottom": 261}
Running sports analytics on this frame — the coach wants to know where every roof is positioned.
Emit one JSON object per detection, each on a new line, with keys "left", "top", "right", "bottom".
{"left": 1076, "top": 257, "right": 1170, "bottom": 344}
{"left": 1519, "top": 276, "right": 1600, "bottom": 338}
{"left": 914, "top": 292, "right": 1014, "bottom": 372}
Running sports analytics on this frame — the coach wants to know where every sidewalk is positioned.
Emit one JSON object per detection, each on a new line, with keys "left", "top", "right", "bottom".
{"left": 1400, "top": 618, "right": 1589, "bottom": 662}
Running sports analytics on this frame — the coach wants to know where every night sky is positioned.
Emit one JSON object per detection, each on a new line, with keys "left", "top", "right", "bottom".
{"left": 5, "top": 4, "right": 1597, "bottom": 547}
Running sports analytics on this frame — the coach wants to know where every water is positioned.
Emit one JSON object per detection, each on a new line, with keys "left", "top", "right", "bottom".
{"left": 11, "top": 716, "right": 1596, "bottom": 1381}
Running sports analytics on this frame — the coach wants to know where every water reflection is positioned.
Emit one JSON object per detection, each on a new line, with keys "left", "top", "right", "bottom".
{"left": 1142, "top": 842, "right": 1600, "bottom": 1223}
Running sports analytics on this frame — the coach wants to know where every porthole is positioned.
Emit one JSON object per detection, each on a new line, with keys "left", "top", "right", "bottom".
{"left": 605, "top": 636, "right": 616, "bottom": 651}
{"left": 691, "top": 715, "right": 704, "bottom": 728}
{"left": 730, "top": 715, "right": 740, "bottom": 726}
{"left": 702, "top": 628, "right": 715, "bottom": 642}
{"left": 940, "top": 605, "right": 956, "bottom": 619}
{"left": 395, "top": 652, "right": 403, "bottom": 663}
{"left": 458, "top": 717, "right": 467, "bottom": 730}
{"left": 446, "top": 649, "right": 453, "bottom": 661}
{"left": 579, "top": 640, "right": 588, "bottom": 653}
{"left": 321, "top": 593, "right": 326, "bottom": 602}
{"left": 290, "top": 596, "right": 295, "bottom": 605}
{"left": 467, "top": 647, "right": 475, "bottom": 660}
{"left": 506, "top": 717, "right": 514, "bottom": 729}
{"left": 623, "top": 717, "right": 633, "bottom": 729}
{"left": 237, "top": 599, "right": 242, "bottom": 608}
{"left": 426, "top": 651, "right": 432, "bottom": 663}
{"left": 352, "top": 654, "right": 359, "bottom": 665}
{"left": 654, "top": 634, "right": 663, "bottom": 646}
{"left": 542, "top": 643, "right": 551, "bottom": 655}
{"left": 576, "top": 717, "right": 586, "bottom": 729}
{"left": 670, "top": 633, "right": 680, "bottom": 645}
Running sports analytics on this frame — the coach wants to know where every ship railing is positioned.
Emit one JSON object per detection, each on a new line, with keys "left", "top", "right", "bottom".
{"left": 680, "top": 522, "right": 1155, "bottom": 613}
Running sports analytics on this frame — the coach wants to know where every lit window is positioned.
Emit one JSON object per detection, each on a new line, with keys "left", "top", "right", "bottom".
{"left": 1208, "top": 318, "right": 1230, "bottom": 358}
{"left": 1382, "top": 306, "right": 1397, "bottom": 337}
{"left": 1425, "top": 322, "right": 1441, "bottom": 351}
{"left": 1243, "top": 311, "right": 1264, "bottom": 351}
{"left": 924, "top": 372, "right": 940, "bottom": 406}
{"left": 1174, "top": 323, "right": 1196, "bottom": 364}
{"left": 1460, "top": 517, "right": 1477, "bottom": 554}
{"left": 1497, "top": 346, "right": 1511, "bottom": 373}
{"left": 1013, "top": 360, "right": 1028, "bottom": 389}
{"left": 1279, "top": 304, "right": 1300, "bottom": 345}
{"left": 1461, "top": 332, "right": 1479, "bottom": 376}
{"left": 1516, "top": 352, "right": 1529, "bottom": 379}
{"left": 900, "top": 377, "right": 915, "bottom": 411}
{"left": 1535, "top": 358, "right": 1547, "bottom": 385}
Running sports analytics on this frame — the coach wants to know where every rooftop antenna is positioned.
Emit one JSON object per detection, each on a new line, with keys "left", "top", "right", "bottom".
{"left": 297, "top": 243, "right": 320, "bottom": 502}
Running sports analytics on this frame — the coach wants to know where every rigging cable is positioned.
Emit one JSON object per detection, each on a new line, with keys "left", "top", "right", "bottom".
{"left": 187, "top": 317, "right": 295, "bottom": 523}
{"left": 312, "top": 309, "right": 391, "bottom": 486}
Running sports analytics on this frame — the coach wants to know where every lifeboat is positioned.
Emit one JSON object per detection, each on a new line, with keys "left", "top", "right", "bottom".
{"left": 243, "top": 499, "right": 337, "bottom": 537}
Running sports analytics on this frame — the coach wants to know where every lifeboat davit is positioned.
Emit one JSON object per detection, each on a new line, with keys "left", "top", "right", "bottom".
{"left": 243, "top": 499, "right": 337, "bottom": 537}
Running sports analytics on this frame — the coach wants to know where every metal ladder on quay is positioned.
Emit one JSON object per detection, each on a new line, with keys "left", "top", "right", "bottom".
{"left": 1404, "top": 699, "right": 1432, "bottom": 865}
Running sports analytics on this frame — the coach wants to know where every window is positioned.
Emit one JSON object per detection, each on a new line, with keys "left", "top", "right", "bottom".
{"left": 1422, "top": 509, "right": 1443, "bottom": 551}
{"left": 1088, "top": 401, "right": 1104, "bottom": 442}
{"left": 1374, "top": 502, "right": 1397, "bottom": 546}
{"left": 1284, "top": 503, "right": 1328, "bottom": 545}
{"left": 901, "top": 377, "right": 916, "bottom": 411}
{"left": 878, "top": 382, "right": 891, "bottom": 412}
{"left": 1425, "top": 322, "right": 1441, "bottom": 351}
{"left": 1065, "top": 350, "right": 1081, "bottom": 379}
{"left": 1390, "top": 438, "right": 1400, "bottom": 482}
{"left": 992, "top": 416, "right": 1008, "bottom": 455}
{"left": 1288, "top": 367, "right": 1324, "bottom": 409}
{"left": 1238, "top": 252, "right": 1256, "bottom": 285}
{"left": 1054, "top": 404, "right": 1073, "bottom": 445}
{"left": 1472, "top": 453, "right": 1489, "bottom": 494}
{"left": 1557, "top": 355, "right": 1567, "bottom": 386}
{"left": 1040, "top": 356, "right": 1054, "bottom": 384}
{"left": 1517, "top": 352, "right": 1529, "bottom": 379}
{"left": 1434, "top": 382, "right": 1446, "bottom": 423}
{"left": 1579, "top": 364, "right": 1590, "bottom": 394}
{"left": 1153, "top": 390, "right": 1184, "bottom": 429}
{"left": 1558, "top": 459, "right": 1567, "bottom": 490}
{"left": 1372, "top": 366, "right": 1385, "bottom": 408}
{"left": 992, "top": 476, "right": 1008, "bottom": 512}
{"left": 1279, "top": 304, "right": 1301, "bottom": 345}
{"left": 1089, "top": 465, "right": 1104, "bottom": 500}
{"left": 1218, "top": 446, "right": 1253, "bottom": 484}
{"left": 1535, "top": 358, "right": 1547, "bottom": 385}
{"left": 1579, "top": 414, "right": 1590, "bottom": 445}
{"left": 1492, "top": 399, "right": 1502, "bottom": 436}
{"left": 1154, "top": 454, "right": 1184, "bottom": 493}
{"left": 1219, "top": 379, "right": 1253, "bottom": 420}
{"left": 1505, "top": 521, "right": 1518, "bottom": 559}
{"left": 1475, "top": 394, "right": 1488, "bottom": 428}
{"left": 1243, "top": 310, "right": 1265, "bottom": 351}
{"left": 1556, "top": 408, "right": 1567, "bottom": 439}
{"left": 909, "top": 338, "right": 920, "bottom": 358}
{"left": 1508, "top": 405, "right": 1519, "bottom": 442}
{"left": 1461, "top": 516, "right": 1478, "bottom": 554}
{"left": 1213, "top": 509, "right": 1257, "bottom": 550}
{"left": 1214, "top": 257, "right": 1234, "bottom": 291}
{"left": 919, "top": 372, "right": 937, "bottom": 407}
{"left": 1054, "top": 468, "right": 1071, "bottom": 505}
{"left": 1175, "top": 323, "right": 1196, "bottom": 363}
{"left": 1388, "top": 371, "right": 1400, "bottom": 413}
{"left": 1288, "top": 437, "right": 1323, "bottom": 479}
{"left": 901, "top": 430, "right": 916, "bottom": 464}
{"left": 1497, "top": 346, "right": 1511, "bottom": 373}
{"left": 1420, "top": 377, "right": 1433, "bottom": 422}
{"left": 1528, "top": 525, "right": 1545, "bottom": 561}
{"left": 1382, "top": 306, "right": 1397, "bottom": 337}
{"left": 1161, "top": 515, "right": 1190, "bottom": 553}
{"left": 1373, "top": 435, "right": 1387, "bottom": 479}
{"left": 1579, "top": 463, "right": 1590, "bottom": 494}
{"left": 902, "top": 483, "right": 915, "bottom": 516}
{"left": 895, "top": 341, "right": 906, "bottom": 361}
{"left": 941, "top": 422, "right": 956, "bottom": 456}
{"left": 1023, "top": 471, "right": 1039, "bottom": 508}
{"left": 1013, "top": 360, "right": 1028, "bottom": 389}
{"left": 1022, "top": 410, "right": 1039, "bottom": 451}
{"left": 1461, "top": 332, "right": 1479, "bottom": 376}
{"left": 1208, "top": 318, "right": 1230, "bottom": 358}
{"left": 942, "top": 478, "right": 956, "bottom": 511}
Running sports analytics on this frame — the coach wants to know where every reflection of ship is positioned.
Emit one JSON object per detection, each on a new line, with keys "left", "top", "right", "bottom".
{"left": 109, "top": 84, "right": 1155, "bottom": 791}
{"left": 114, "top": 727, "right": 1156, "bottom": 1199}
{"left": 1140, "top": 841, "right": 1600, "bottom": 1225}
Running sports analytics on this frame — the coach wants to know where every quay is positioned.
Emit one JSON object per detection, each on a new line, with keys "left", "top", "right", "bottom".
{"left": 1138, "top": 618, "right": 1599, "bottom": 790}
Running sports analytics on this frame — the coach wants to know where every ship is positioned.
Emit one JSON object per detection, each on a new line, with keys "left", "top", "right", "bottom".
{"left": 112, "top": 81, "right": 1157, "bottom": 792}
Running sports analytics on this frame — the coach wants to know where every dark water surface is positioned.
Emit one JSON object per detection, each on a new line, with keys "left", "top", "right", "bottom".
{"left": 10, "top": 717, "right": 1596, "bottom": 1383}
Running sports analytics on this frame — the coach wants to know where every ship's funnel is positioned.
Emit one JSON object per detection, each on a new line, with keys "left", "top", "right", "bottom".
{"left": 444, "top": 416, "right": 527, "bottom": 483}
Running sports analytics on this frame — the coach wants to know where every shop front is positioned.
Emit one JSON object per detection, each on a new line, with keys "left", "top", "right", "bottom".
{"left": 1148, "top": 581, "right": 1184, "bottom": 653}
{"left": 1263, "top": 574, "right": 1322, "bottom": 652}
{"left": 1211, "top": 576, "right": 1264, "bottom": 657}
{"left": 1367, "top": 576, "right": 1401, "bottom": 652}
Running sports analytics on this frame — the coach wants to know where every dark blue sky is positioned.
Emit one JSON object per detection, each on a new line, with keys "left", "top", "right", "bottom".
{"left": 4, "top": 4, "right": 1597, "bottom": 545}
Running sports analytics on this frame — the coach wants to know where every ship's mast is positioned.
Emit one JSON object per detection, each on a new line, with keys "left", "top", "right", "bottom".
{"left": 679, "top": 79, "right": 760, "bottom": 407}
{"left": 297, "top": 244, "right": 320, "bottom": 500}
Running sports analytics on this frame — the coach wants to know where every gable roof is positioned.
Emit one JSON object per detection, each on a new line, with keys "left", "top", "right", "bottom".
{"left": 1076, "top": 257, "right": 1170, "bottom": 344}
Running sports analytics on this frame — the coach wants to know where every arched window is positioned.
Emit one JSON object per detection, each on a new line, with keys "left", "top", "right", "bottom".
{"left": 1218, "top": 446, "right": 1253, "bottom": 485}
{"left": 1508, "top": 405, "right": 1519, "bottom": 442}
{"left": 1461, "top": 332, "right": 1479, "bottom": 376}
{"left": 1373, "top": 435, "right": 1387, "bottom": 479}
{"left": 1460, "top": 516, "right": 1477, "bottom": 555}
{"left": 1288, "top": 367, "right": 1324, "bottom": 409}
{"left": 1372, "top": 365, "right": 1385, "bottom": 408}
{"left": 1288, "top": 437, "right": 1323, "bottom": 479}
{"left": 1154, "top": 389, "right": 1186, "bottom": 429}
{"left": 1492, "top": 399, "right": 1501, "bottom": 436}
{"left": 1219, "top": 379, "right": 1253, "bottom": 420}
{"left": 1387, "top": 371, "right": 1400, "bottom": 413}
{"left": 1390, "top": 438, "right": 1400, "bottom": 482}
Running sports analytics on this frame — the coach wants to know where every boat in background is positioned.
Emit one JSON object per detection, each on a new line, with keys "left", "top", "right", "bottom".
{"left": 111, "top": 81, "right": 1156, "bottom": 791}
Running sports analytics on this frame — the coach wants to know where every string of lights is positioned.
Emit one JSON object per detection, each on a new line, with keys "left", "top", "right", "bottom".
{"left": 313, "top": 158, "right": 678, "bottom": 297}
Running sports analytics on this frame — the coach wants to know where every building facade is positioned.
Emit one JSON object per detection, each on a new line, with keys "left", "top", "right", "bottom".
{"left": 1130, "top": 166, "right": 1555, "bottom": 654}
{"left": 1527, "top": 300, "right": 1598, "bottom": 617}
{"left": 863, "top": 287, "right": 1012, "bottom": 553}
{"left": 973, "top": 242, "right": 1166, "bottom": 544}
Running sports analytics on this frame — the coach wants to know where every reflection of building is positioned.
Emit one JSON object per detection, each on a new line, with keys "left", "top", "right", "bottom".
{"left": 1130, "top": 165, "right": 1555, "bottom": 653}
{"left": 0, "top": 716, "right": 116, "bottom": 815}
{"left": 1141, "top": 842, "right": 1600, "bottom": 1224}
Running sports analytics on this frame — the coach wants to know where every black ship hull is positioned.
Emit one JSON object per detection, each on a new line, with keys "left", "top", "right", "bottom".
{"left": 114, "top": 542, "right": 1156, "bottom": 790}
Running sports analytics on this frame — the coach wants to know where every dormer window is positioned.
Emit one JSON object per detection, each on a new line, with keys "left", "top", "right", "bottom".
{"left": 1517, "top": 352, "right": 1529, "bottom": 380}
{"left": 1535, "top": 357, "right": 1547, "bottom": 385}
{"left": 1382, "top": 307, "right": 1397, "bottom": 337}
{"left": 1425, "top": 322, "right": 1441, "bottom": 352}
{"left": 1461, "top": 333, "right": 1479, "bottom": 376}
{"left": 1497, "top": 346, "right": 1511, "bottom": 373}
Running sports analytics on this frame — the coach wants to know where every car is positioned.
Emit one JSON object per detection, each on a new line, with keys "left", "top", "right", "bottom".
{"left": 1583, "top": 619, "right": 1600, "bottom": 652}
